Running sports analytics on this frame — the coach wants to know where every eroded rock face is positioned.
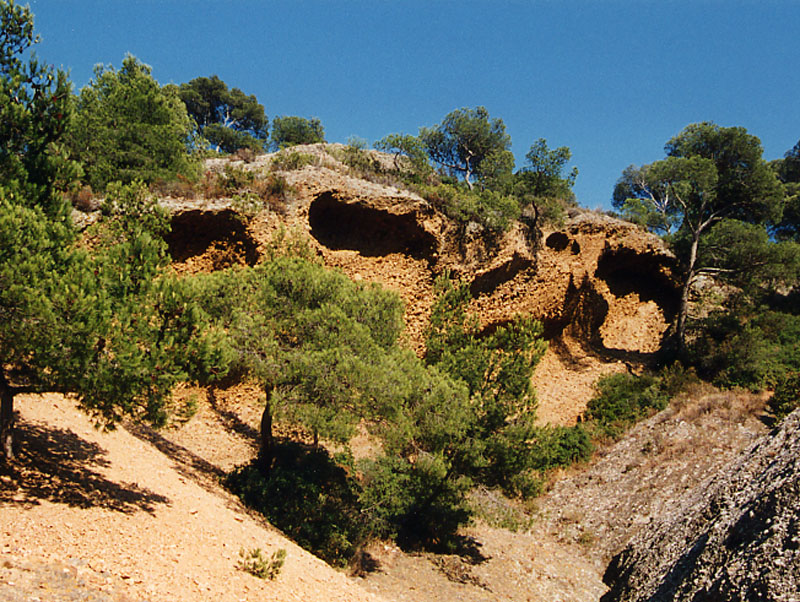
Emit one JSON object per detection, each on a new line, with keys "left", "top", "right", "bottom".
{"left": 159, "top": 149, "right": 682, "bottom": 420}
{"left": 602, "top": 410, "right": 800, "bottom": 602}
{"left": 166, "top": 208, "right": 259, "bottom": 271}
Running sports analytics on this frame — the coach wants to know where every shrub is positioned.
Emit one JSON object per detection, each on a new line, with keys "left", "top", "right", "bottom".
{"left": 768, "top": 372, "right": 800, "bottom": 420}
{"left": 69, "top": 185, "right": 99, "bottom": 212}
{"left": 270, "top": 150, "right": 318, "bottom": 171}
{"left": 691, "top": 309, "right": 800, "bottom": 390}
{"left": 150, "top": 175, "right": 196, "bottom": 200}
{"left": 359, "top": 454, "right": 472, "bottom": 550}
{"left": 237, "top": 547, "right": 286, "bottom": 580}
{"left": 419, "top": 182, "right": 520, "bottom": 235}
{"left": 226, "top": 442, "right": 366, "bottom": 567}
{"left": 233, "top": 147, "right": 257, "bottom": 163}
{"left": 586, "top": 372, "right": 669, "bottom": 439}
{"left": 527, "top": 424, "right": 593, "bottom": 471}
{"left": 202, "top": 165, "right": 294, "bottom": 214}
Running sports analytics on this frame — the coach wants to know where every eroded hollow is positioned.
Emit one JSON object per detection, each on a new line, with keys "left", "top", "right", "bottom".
{"left": 165, "top": 209, "right": 259, "bottom": 269}
{"left": 470, "top": 253, "right": 533, "bottom": 296}
{"left": 595, "top": 248, "right": 679, "bottom": 320}
{"left": 308, "top": 192, "right": 436, "bottom": 258}
{"left": 546, "top": 232, "right": 570, "bottom": 251}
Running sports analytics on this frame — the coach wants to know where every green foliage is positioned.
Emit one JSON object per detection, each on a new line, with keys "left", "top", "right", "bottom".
{"left": 237, "top": 547, "right": 286, "bottom": 580}
{"left": 193, "top": 257, "right": 406, "bottom": 468}
{"left": 768, "top": 373, "right": 800, "bottom": 421}
{"left": 614, "top": 122, "right": 787, "bottom": 355}
{"left": 690, "top": 309, "right": 800, "bottom": 390}
{"left": 359, "top": 453, "right": 472, "bottom": 548}
{"left": 586, "top": 372, "right": 671, "bottom": 439}
{"left": 270, "top": 150, "right": 318, "bottom": 171}
{"left": 527, "top": 424, "right": 593, "bottom": 472}
{"left": 420, "top": 106, "right": 512, "bottom": 189}
{"left": 1, "top": 5, "right": 223, "bottom": 460}
{"left": 227, "top": 444, "right": 365, "bottom": 566}
{"left": 423, "top": 273, "right": 549, "bottom": 497}
{"left": 69, "top": 55, "right": 197, "bottom": 191}
{"left": 271, "top": 115, "right": 325, "bottom": 149}
{"left": 202, "top": 165, "right": 295, "bottom": 214}
{"left": 333, "top": 140, "right": 383, "bottom": 175}
{"left": 0, "top": 0, "right": 75, "bottom": 216}
{"left": 513, "top": 138, "right": 578, "bottom": 227}
{"left": 420, "top": 182, "right": 521, "bottom": 235}
{"left": 374, "top": 133, "right": 432, "bottom": 181}
{"left": 179, "top": 74, "right": 268, "bottom": 153}
{"left": 697, "top": 219, "right": 800, "bottom": 294}
{"left": 773, "top": 140, "right": 800, "bottom": 242}
{"left": 664, "top": 123, "right": 784, "bottom": 224}
{"left": 520, "top": 138, "right": 578, "bottom": 198}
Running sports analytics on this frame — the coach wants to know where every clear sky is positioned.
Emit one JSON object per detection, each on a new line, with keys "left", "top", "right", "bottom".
{"left": 27, "top": 0, "right": 800, "bottom": 209}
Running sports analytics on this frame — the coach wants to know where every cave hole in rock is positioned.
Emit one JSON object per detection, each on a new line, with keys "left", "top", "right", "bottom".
{"left": 595, "top": 248, "right": 679, "bottom": 320}
{"left": 470, "top": 253, "right": 533, "bottom": 296}
{"left": 308, "top": 192, "right": 436, "bottom": 258}
{"left": 545, "top": 232, "right": 570, "bottom": 252}
{"left": 165, "top": 209, "right": 259, "bottom": 268}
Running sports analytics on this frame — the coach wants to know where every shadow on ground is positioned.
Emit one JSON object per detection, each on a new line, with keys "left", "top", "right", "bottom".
{"left": 0, "top": 420, "right": 170, "bottom": 514}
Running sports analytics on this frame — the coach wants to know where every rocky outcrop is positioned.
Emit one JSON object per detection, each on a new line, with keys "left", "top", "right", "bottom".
{"left": 88, "top": 146, "right": 681, "bottom": 421}
{"left": 601, "top": 409, "right": 800, "bottom": 602}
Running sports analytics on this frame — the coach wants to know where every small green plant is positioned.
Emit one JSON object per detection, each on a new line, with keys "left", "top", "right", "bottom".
{"left": 237, "top": 547, "right": 286, "bottom": 580}
{"left": 768, "top": 372, "right": 800, "bottom": 420}
{"left": 577, "top": 529, "right": 595, "bottom": 547}
{"left": 585, "top": 372, "right": 670, "bottom": 439}
{"left": 271, "top": 150, "right": 318, "bottom": 171}
{"left": 231, "top": 191, "right": 265, "bottom": 218}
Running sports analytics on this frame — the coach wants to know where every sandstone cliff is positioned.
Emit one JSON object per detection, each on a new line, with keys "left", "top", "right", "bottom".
{"left": 151, "top": 144, "right": 681, "bottom": 423}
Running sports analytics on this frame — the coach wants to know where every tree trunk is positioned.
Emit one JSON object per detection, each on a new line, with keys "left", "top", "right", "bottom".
{"left": 676, "top": 231, "right": 701, "bottom": 358}
{"left": 258, "top": 388, "right": 275, "bottom": 475}
{"left": 0, "top": 371, "right": 15, "bottom": 463}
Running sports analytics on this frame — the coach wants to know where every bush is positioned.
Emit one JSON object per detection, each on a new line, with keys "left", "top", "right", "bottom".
{"left": 201, "top": 165, "right": 294, "bottom": 213}
{"left": 69, "top": 185, "right": 99, "bottom": 212}
{"left": 768, "top": 372, "right": 800, "bottom": 420}
{"left": 527, "top": 424, "right": 593, "bottom": 471}
{"left": 420, "top": 182, "right": 520, "bottom": 235}
{"left": 226, "top": 442, "right": 365, "bottom": 567}
{"left": 359, "top": 454, "right": 472, "bottom": 550}
{"left": 270, "top": 150, "right": 318, "bottom": 172}
{"left": 237, "top": 547, "right": 286, "bottom": 580}
{"left": 586, "top": 372, "right": 669, "bottom": 439}
{"left": 690, "top": 309, "right": 800, "bottom": 390}
{"left": 233, "top": 147, "right": 257, "bottom": 163}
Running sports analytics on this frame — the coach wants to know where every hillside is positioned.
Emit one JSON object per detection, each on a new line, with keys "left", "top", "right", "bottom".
{"left": 602, "top": 407, "right": 800, "bottom": 601}
{"left": 158, "top": 145, "right": 680, "bottom": 423}
{"left": 3, "top": 146, "right": 789, "bottom": 601}
{"left": 1, "top": 393, "right": 382, "bottom": 602}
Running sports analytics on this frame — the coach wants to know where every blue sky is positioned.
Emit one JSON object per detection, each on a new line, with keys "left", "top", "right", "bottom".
{"left": 28, "top": 0, "right": 800, "bottom": 209}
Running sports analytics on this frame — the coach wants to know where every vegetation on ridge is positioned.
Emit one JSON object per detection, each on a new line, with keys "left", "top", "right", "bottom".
{"left": 3, "top": 0, "right": 800, "bottom": 579}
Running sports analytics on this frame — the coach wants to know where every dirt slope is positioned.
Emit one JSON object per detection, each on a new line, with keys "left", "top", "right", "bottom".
{"left": 1, "top": 393, "right": 385, "bottom": 602}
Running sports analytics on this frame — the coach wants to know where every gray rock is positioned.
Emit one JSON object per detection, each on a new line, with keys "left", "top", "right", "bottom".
{"left": 602, "top": 409, "right": 800, "bottom": 602}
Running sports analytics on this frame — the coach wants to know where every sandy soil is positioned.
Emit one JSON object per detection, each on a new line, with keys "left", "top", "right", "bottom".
{"left": 1, "top": 393, "right": 384, "bottom": 602}
{"left": 1, "top": 388, "right": 609, "bottom": 602}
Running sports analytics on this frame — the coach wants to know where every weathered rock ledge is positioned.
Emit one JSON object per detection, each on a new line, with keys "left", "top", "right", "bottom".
{"left": 602, "top": 409, "right": 800, "bottom": 602}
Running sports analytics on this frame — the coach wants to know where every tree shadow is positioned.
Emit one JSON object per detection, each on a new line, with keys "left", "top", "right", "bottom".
{"left": 0, "top": 420, "right": 169, "bottom": 514}
{"left": 207, "top": 387, "right": 260, "bottom": 442}
{"left": 124, "top": 422, "right": 225, "bottom": 486}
